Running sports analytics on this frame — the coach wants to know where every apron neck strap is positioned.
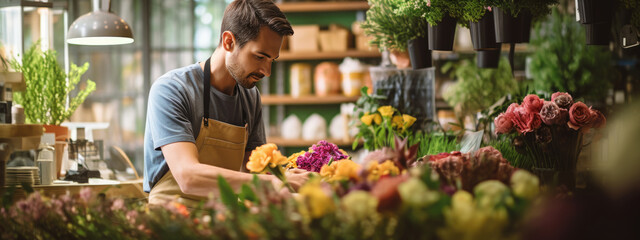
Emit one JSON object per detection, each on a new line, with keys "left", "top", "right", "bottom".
{"left": 203, "top": 57, "right": 211, "bottom": 127}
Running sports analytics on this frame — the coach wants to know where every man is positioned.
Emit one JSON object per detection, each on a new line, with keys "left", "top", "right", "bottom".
{"left": 143, "top": 0, "right": 308, "bottom": 206}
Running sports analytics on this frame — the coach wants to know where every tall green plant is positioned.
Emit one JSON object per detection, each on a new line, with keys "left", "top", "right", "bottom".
{"left": 10, "top": 43, "right": 96, "bottom": 125}
{"left": 528, "top": 9, "right": 612, "bottom": 102}
{"left": 491, "top": 0, "right": 558, "bottom": 21}
{"left": 361, "top": 0, "right": 428, "bottom": 51}
{"left": 442, "top": 56, "right": 517, "bottom": 120}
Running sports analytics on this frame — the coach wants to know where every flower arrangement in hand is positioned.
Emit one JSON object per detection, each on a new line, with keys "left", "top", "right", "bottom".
{"left": 493, "top": 93, "right": 605, "bottom": 187}
{"left": 246, "top": 143, "right": 294, "bottom": 192}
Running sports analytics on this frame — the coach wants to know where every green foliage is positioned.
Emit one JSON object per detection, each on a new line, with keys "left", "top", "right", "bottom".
{"left": 442, "top": 56, "right": 517, "bottom": 119}
{"left": 9, "top": 43, "right": 96, "bottom": 125}
{"left": 425, "top": 0, "right": 467, "bottom": 26}
{"left": 491, "top": 0, "right": 558, "bottom": 20}
{"left": 528, "top": 9, "right": 612, "bottom": 102}
{"left": 460, "top": 0, "right": 492, "bottom": 24}
{"left": 415, "top": 133, "right": 460, "bottom": 158}
{"left": 361, "top": 0, "right": 428, "bottom": 51}
{"left": 488, "top": 137, "right": 533, "bottom": 169}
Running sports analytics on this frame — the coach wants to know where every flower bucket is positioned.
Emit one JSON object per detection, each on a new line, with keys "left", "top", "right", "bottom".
{"left": 407, "top": 34, "right": 432, "bottom": 69}
{"left": 532, "top": 167, "right": 576, "bottom": 190}
{"left": 369, "top": 67, "right": 436, "bottom": 129}
{"left": 428, "top": 14, "right": 457, "bottom": 51}
{"left": 476, "top": 45, "right": 502, "bottom": 68}
{"left": 585, "top": 22, "right": 611, "bottom": 45}
{"left": 493, "top": 7, "right": 531, "bottom": 43}
{"left": 470, "top": 11, "right": 499, "bottom": 50}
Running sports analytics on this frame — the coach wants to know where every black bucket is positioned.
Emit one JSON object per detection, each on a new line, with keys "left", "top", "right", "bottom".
{"left": 470, "top": 11, "right": 499, "bottom": 50}
{"left": 407, "top": 35, "right": 432, "bottom": 69}
{"left": 493, "top": 7, "right": 519, "bottom": 43}
{"left": 585, "top": 22, "right": 611, "bottom": 45}
{"left": 477, "top": 44, "right": 502, "bottom": 68}
{"left": 517, "top": 10, "right": 532, "bottom": 43}
{"left": 428, "top": 14, "right": 457, "bottom": 51}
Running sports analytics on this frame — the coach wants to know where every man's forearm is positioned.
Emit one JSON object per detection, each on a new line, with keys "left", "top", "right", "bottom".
{"left": 178, "top": 162, "right": 274, "bottom": 197}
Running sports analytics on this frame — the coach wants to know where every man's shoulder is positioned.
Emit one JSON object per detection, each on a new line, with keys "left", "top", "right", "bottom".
{"left": 152, "top": 63, "right": 201, "bottom": 93}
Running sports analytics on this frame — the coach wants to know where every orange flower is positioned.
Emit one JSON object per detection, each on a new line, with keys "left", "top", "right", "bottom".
{"left": 286, "top": 151, "right": 306, "bottom": 169}
{"left": 367, "top": 160, "right": 400, "bottom": 182}
{"left": 247, "top": 143, "right": 288, "bottom": 172}
{"left": 172, "top": 202, "right": 189, "bottom": 217}
{"left": 320, "top": 160, "right": 361, "bottom": 182}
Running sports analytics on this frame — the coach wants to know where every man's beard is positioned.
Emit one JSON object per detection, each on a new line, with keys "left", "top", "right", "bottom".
{"left": 227, "top": 62, "right": 263, "bottom": 89}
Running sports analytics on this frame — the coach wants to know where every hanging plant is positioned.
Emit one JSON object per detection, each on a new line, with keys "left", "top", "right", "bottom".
{"left": 361, "top": 0, "right": 429, "bottom": 51}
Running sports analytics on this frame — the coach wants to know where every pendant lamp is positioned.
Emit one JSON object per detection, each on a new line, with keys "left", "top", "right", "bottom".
{"left": 67, "top": 0, "right": 134, "bottom": 45}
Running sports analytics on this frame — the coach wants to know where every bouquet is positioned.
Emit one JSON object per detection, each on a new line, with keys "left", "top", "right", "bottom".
{"left": 493, "top": 93, "right": 606, "bottom": 188}
{"left": 294, "top": 140, "right": 350, "bottom": 173}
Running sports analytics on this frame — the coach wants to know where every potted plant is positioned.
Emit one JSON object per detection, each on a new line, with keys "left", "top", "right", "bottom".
{"left": 492, "top": 0, "right": 558, "bottom": 43}
{"left": 362, "top": 0, "right": 431, "bottom": 69}
{"left": 463, "top": 3, "right": 499, "bottom": 51}
{"left": 9, "top": 42, "right": 96, "bottom": 176}
{"left": 424, "top": 0, "right": 466, "bottom": 51}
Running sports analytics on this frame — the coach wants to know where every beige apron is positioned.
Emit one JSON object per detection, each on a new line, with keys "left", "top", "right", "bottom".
{"left": 148, "top": 58, "right": 248, "bottom": 207}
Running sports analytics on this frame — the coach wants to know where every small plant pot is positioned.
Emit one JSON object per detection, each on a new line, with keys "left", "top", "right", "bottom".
{"left": 517, "top": 10, "right": 532, "bottom": 43}
{"left": 428, "top": 14, "right": 457, "bottom": 51}
{"left": 476, "top": 45, "right": 502, "bottom": 69}
{"left": 585, "top": 22, "right": 611, "bottom": 45}
{"left": 470, "top": 11, "right": 499, "bottom": 50}
{"left": 407, "top": 35, "right": 432, "bottom": 69}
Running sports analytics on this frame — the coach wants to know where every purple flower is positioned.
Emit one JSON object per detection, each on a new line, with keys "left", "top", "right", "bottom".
{"left": 540, "top": 101, "right": 567, "bottom": 125}
{"left": 296, "top": 140, "right": 349, "bottom": 172}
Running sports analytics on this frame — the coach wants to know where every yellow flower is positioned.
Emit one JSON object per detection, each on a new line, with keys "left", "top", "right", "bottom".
{"left": 246, "top": 151, "right": 270, "bottom": 173}
{"left": 473, "top": 180, "right": 514, "bottom": 209}
{"left": 373, "top": 113, "right": 382, "bottom": 125}
{"left": 398, "top": 178, "right": 439, "bottom": 207}
{"left": 286, "top": 151, "right": 306, "bottom": 169}
{"left": 298, "top": 179, "right": 335, "bottom": 218}
{"left": 320, "top": 160, "right": 361, "bottom": 182}
{"left": 510, "top": 170, "right": 540, "bottom": 200}
{"left": 392, "top": 115, "right": 403, "bottom": 128}
{"left": 341, "top": 190, "right": 378, "bottom": 223}
{"left": 402, "top": 114, "right": 416, "bottom": 130}
{"left": 439, "top": 191, "right": 511, "bottom": 240}
{"left": 366, "top": 160, "right": 400, "bottom": 181}
{"left": 377, "top": 106, "right": 395, "bottom": 118}
{"left": 360, "top": 114, "right": 375, "bottom": 126}
{"left": 246, "top": 143, "right": 288, "bottom": 173}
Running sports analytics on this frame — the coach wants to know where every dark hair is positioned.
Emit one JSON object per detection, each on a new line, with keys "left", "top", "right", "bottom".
{"left": 219, "top": 0, "right": 293, "bottom": 48}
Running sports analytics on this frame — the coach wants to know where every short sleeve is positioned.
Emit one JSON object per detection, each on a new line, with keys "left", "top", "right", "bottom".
{"left": 148, "top": 79, "right": 196, "bottom": 150}
{"left": 245, "top": 90, "right": 266, "bottom": 151}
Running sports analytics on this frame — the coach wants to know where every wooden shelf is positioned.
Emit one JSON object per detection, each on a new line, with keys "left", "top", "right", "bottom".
{"left": 268, "top": 136, "right": 357, "bottom": 147}
{"left": 277, "top": 1, "right": 369, "bottom": 12}
{"left": 262, "top": 94, "right": 359, "bottom": 105}
{"left": 278, "top": 50, "right": 380, "bottom": 61}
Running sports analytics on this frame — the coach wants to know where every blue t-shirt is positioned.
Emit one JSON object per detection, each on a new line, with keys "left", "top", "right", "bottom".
{"left": 143, "top": 63, "right": 265, "bottom": 192}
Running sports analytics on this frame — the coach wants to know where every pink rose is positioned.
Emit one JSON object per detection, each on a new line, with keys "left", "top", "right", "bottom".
{"left": 526, "top": 113, "right": 542, "bottom": 131}
{"left": 494, "top": 113, "right": 514, "bottom": 134}
{"left": 551, "top": 92, "right": 573, "bottom": 109}
{"left": 540, "top": 101, "right": 567, "bottom": 125}
{"left": 590, "top": 109, "right": 606, "bottom": 128}
{"left": 568, "top": 102, "right": 593, "bottom": 130}
{"left": 522, "top": 94, "right": 544, "bottom": 114}
{"left": 506, "top": 103, "right": 520, "bottom": 115}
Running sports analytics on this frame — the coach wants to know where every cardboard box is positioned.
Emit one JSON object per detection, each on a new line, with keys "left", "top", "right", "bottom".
{"left": 355, "top": 35, "right": 377, "bottom": 51}
{"left": 289, "top": 25, "right": 320, "bottom": 52}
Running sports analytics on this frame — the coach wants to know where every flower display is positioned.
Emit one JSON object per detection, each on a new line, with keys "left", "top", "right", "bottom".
{"left": 296, "top": 140, "right": 349, "bottom": 172}
{"left": 378, "top": 106, "right": 395, "bottom": 117}
{"left": 494, "top": 92, "right": 606, "bottom": 189}
{"left": 297, "top": 179, "right": 335, "bottom": 219}
{"left": 246, "top": 143, "right": 287, "bottom": 173}
{"left": 354, "top": 104, "right": 419, "bottom": 151}
{"left": 319, "top": 159, "right": 361, "bottom": 182}
{"left": 286, "top": 150, "right": 306, "bottom": 169}
{"left": 366, "top": 160, "right": 401, "bottom": 182}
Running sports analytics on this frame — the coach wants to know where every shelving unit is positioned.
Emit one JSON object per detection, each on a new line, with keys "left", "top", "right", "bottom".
{"left": 261, "top": 94, "right": 359, "bottom": 105}
{"left": 267, "top": 136, "right": 357, "bottom": 147}
{"left": 277, "top": 1, "right": 369, "bottom": 13}
{"left": 278, "top": 50, "right": 380, "bottom": 61}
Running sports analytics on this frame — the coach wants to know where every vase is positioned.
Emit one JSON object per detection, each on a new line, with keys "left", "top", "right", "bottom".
{"left": 43, "top": 125, "right": 69, "bottom": 178}
{"left": 428, "top": 14, "right": 457, "bottom": 51}
{"left": 470, "top": 11, "right": 499, "bottom": 51}
{"left": 476, "top": 44, "right": 502, "bottom": 69}
{"left": 532, "top": 167, "right": 576, "bottom": 190}
{"left": 407, "top": 34, "right": 432, "bottom": 69}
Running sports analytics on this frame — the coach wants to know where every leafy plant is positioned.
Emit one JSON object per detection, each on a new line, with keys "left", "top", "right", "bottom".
{"left": 424, "top": 0, "right": 467, "bottom": 26}
{"left": 491, "top": 0, "right": 558, "bottom": 21}
{"left": 528, "top": 9, "right": 612, "bottom": 102}
{"left": 442, "top": 56, "right": 517, "bottom": 123}
{"left": 361, "top": 0, "right": 429, "bottom": 51}
{"left": 9, "top": 42, "right": 96, "bottom": 125}
{"left": 460, "top": 0, "right": 492, "bottom": 24}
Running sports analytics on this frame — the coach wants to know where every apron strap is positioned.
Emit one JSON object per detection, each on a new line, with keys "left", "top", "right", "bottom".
{"left": 203, "top": 57, "right": 211, "bottom": 126}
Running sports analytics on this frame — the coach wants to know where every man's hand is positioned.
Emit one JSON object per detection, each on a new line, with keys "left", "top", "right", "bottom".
{"left": 285, "top": 168, "right": 310, "bottom": 191}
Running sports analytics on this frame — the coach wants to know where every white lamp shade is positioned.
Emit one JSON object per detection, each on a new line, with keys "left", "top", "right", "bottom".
{"left": 67, "top": 11, "right": 134, "bottom": 45}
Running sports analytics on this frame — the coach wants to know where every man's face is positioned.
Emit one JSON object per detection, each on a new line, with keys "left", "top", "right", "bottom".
{"left": 226, "top": 26, "right": 283, "bottom": 89}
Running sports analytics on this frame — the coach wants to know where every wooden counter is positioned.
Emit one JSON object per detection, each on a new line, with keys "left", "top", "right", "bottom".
{"left": 1, "top": 178, "right": 146, "bottom": 201}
